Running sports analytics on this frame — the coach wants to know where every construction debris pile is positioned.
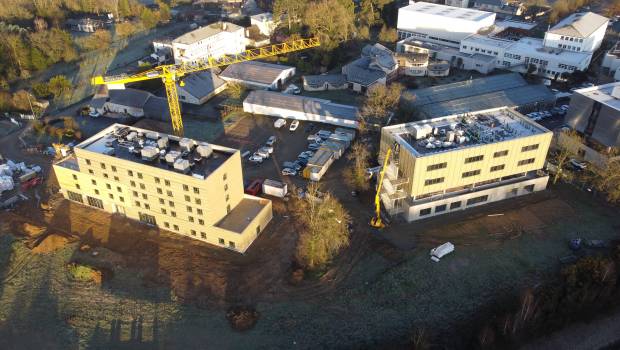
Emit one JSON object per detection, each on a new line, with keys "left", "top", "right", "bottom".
{"left": 0, "top": 157, "right": 43, "bottom": 208}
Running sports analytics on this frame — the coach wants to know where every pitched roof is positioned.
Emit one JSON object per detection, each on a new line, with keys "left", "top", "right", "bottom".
{"left": 179, "top": 70, "right": 226, "bottom": 99}
{"left": 173, "top": 22, "right": 243, "bottom": 45}
{"left": 143, "top": 96, "right": 171, "bottom": 121}
{"left": 343, "top": 58, "right": 387, "bottom": 86}
{"left": 220, "top": 61, "right": 295, "bottom": 85}
{"left": 108, "top": 88, "right": 152, "bottom": 108}
{"left": 303, "top": 74, "right": 348, "bottom": 88}
{"left": 548, "top": 12, "right": 608, "bottom": 38}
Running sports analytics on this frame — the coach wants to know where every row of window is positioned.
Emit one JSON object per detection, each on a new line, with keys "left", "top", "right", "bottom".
{"left": 419, "top": 195, "right": 489, "bottom": 216}
{"left": 425, "top": 145, "right": 538, "bottom": 173}
{"left": 558, "top": 43, "right": 581, "bottom": 52}
{"left": 559, "top": 36, "right": 584, "bottom": 43}
{"left": 161, "top": 222, "right": 236, "bottom": 248}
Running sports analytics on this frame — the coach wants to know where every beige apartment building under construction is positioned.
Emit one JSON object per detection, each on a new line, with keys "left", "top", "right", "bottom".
{"left": 379, "top": 107, "right": 552, "bottom": 221}
{"left": 53, "top": 124, "right": 272, "bottom": 253}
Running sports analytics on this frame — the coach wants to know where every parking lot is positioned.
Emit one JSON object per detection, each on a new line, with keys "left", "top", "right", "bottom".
{"left": 214, "top": 114, "right": 354, "bottom": 190}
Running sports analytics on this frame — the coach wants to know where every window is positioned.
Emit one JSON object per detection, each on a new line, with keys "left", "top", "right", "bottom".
{"left": 197, "top": 209, "right": 203, "bottom": 215}
{"left": 164, "top": 222, "right": 170, "bottom": 228}
{"left": 218, "top": 238, "right": 225, "bottom": 245}
{"left": 427, "top": 162, "right": 447, "bottom": 171}
{"left": 91, "top": 179, "right": 97, "bottom": 185}
{"left": 225, "top": 194, "right": 229, "bottom": 202}
{"left": 88, "top": 169, "right": 94, "bottom": 175}
{"left": 224, "top": 184, "right": 228, "bottom": 191}
{"left": 518, "top": 158, "right": 535, "bottom": 166}
{"left": 435, "top": 204, "right": 447, "bottom": 213}
{"left": 94, "top": 189, "right": 100, "bottom": 195}
{"left": 67, "top": 191, "right": 83, "bottom": 203}
{"left": 159, "top": 198, "right": 165, "bottom": 205}
{"left": 198, "top": 219, "right": 204, "bottom": 225}
{"left": 183, "top": 184, "right": 189, "bottom": 191}
{"left": 130, "top": 181, "right": 136, "bottom": 187}
{"left": 169, "top": 201, "right": 174, "bottom": 207}
{"left": 490, "top": 164, "right": 505, "bottom": 172}
{"left": 424, "top": 177, "right": 444, "bottom": 186}
{"left": 100, "top": 163, "right": 106, "bottom": 170}
{"left": 161, "top": 208, "right": 167, "bottom": 214}
{"left": 144, "top": 203, "right": 150, "bottom": 210}
{"left": 137, "top": 173, "right": 143, "bottom": 179}
{"left": 195, "top": 198, "right": 201, "bottom": 205}
{"left": 171, "top": 211, "right": 176, "bottom": 217}
{"left": 521, "top": 144, "right": 539, "bottom": 152}
{"left": 109, "top": 194, "right": 114, "bottom": 199}
{"left": 524, "top": 184, "right": 535, "bottom": 193}
{"left": 154, "top": 177, "right": 160, "bottom": 184}
{"left": 128, "top": 170, "right": 133, "bottom": 177}
{"left": 188, "top": 216, "right": 194, "bottom": 223}
{"left": 450, "top": 201, "right": 461, "bottom": 209}
{"left": 76, "top": 184, "right": 80, "bottom": 189}
{"left": 117, "top": 186, "right": 122, "bottom": 192}
{"left": 193, "top": 187, "right": 200, "bottom": 194}
{"left": 191, "top": 230, "right": 197, "bottom": 236}
{"left": 103, "top": 173, "right": 109, "bottom": 179}
{"left": 223, "top": 173, "right": 227, "bottom": 181}
{"left": 187, "top": 206, "right": 193, "bottom": 212}
{"left": 465, "top": 155, "right": 484, "bottom": 163}
{"left": 166, "top": 190, "right": 172, "bottom": 197}
{"left": 173, "top": 224, "right": 179, "bottom": 231}
{"left": 106, "top": 183, "right": 111, "bottom": 190}
{"left": 200, "top": 232, "right": 206, "bottom": 239}
{"left": 111, "top": 166, "right": 117, "bottom": 172}
{"left": 164, "top": 180, "right": 170, "bottom": 186}
{"left": 142, "top": 193, "right": 147, "bottom": 200}
{"left": 462, "top": 169, "right": 481, "bottom": 178}
{"left": 467, "top": 195, "right": 488, "bottom": 206}
{"left": 87, "top": 196, "right": 103, "bottom": 209}
{"left": 85, "top": 159, "right": 91, "bottom": 165}
{"left": 494, "top": 150, "right": 508, "bottom": 158}
{"left": 185, "top": 195, "right": 191, "bottom": 202}
{"left": 114, "top": 176, "right": 119, "bottom": 182}
{"left": 157, "top": 188, "right": 163, "bottom": 194}
{"left": 226, "top": 204, "right": 231, "bottom": 213}
{"left": 72, "top": 174, "right": 78, "bottom": 180}
{"left": 420, "top": 208, "right": 432, "bottom": 216}
{"left": 119, "top": 196, "right": 124, "bottom": 202}
{"left": 229, "top": 241, "right": 236, "bottom": 249}
{"left": 139, "top": 184, "right": 145, "bottom": 190}
{"left": 132, "top": 191, "right": 139, "bottom": 197}
{"left": 135, "top": 201, "right": 141, "bottom": 207}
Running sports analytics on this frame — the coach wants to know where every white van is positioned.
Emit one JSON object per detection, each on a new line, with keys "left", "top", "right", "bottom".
{"left": 430, "top": 242, "right": 454, "bottom": 262}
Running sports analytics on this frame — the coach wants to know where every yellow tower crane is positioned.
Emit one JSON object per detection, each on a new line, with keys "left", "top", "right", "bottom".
{"left": 370, "top": 147, "right": 392, "bottom": 229}
{"left": 91, "top": 37, "right": 320, "bottom": 136}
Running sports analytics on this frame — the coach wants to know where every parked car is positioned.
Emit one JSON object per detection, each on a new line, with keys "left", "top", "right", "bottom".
{"left": 245, "top": 179, "right": 263, "bottom": 195}
{"left": 256, "top": 149, "right": 270, "bottom": 158}
{"left": 560, "top": 104, "right": 570, "bottom": 110}
{"left": 283, "top": 161, "right": 300, "bottom": 171}
{"left": 307, "top": 134, "right": 321, "bottom": 142}
{"left": 317, "top": 130, "right": 331, "bottom": 138}
{"left": 291, "top": 160, "right": 303, "bottom": 171}
{"left": 297, "top": 157, "right": 309, "bottom": 166}
{"left": 430, "top": 242, "right": 454, "bottom": 262}
{"left": 298, "top": 152, "right": 311, "bottom": 160}
{"left": 301, "top": 150, "right": 314, "bottom": 158}
{"left": 274, "top": 119, "right": 286, "bottom": 129}
{"left": 569, "top": 158, "right": 587, "bottom": 170}
{"left": 259, "top": 145, "right": 274, "bottom": 154}
{"left": 283, "top": 84, "right": 301, "bottom": 94}
{"left": 266, "top": 136, "right": 277, "bottom": 146}
{"left": 89, "top": 110, "right": 101, "bottom": 118}
{"left": 248, "top": 155, "right": 264, "bottom": 164}
{"left": 289, "top": 120, "right": 299, "bottom": 131}
{"left": 305, "top": 124, "right": 316, "bottom": 133}
{"left": 281, "top": 168, "right": 297, "bottom": 176}
{"left": 308, "top": 143, "right": 321, "bottom": 151}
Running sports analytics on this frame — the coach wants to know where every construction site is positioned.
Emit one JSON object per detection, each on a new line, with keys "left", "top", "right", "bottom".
{"left": 1, "top": 1, "right": 620, "bottom": 349}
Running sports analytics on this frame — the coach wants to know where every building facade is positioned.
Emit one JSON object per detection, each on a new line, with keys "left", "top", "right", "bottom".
{"left": 379, "top": 107, "right": 552, "bottom": 222}
{"left": 543, "top": 12, "right": 608, "bottom": 53}
{"left": 172, "top": 22, "right": 245, "bottom": 64}
{"left": 53, "top": 124, "right": 272, "bottom": 253}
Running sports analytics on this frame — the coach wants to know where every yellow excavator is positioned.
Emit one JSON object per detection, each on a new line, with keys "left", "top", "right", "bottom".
{"left": 91, "top": 37, "right": 320, "bottom": 136}
{"left": 370, "top": 147, "right": 392, "bottom": 228}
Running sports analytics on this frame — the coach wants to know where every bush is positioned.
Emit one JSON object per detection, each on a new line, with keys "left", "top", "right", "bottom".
{"left": 67, "top": 263, "right": 98, "bottom": 282}
{"left": 226, "top": 306, "right": 259, "bottom": 331}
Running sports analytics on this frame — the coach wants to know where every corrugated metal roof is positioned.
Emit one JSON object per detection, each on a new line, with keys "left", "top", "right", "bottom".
{"left": 548, "top": 12, "right": 608, "bottom": 38}
{"left": 220, "top": 61, "right": 294, "bottom": 85}
{"left": 172, "top": 22, "right": 243, "bottom": 45}
{"left": 303, "top": 74, "right": 348, "bottom": 87}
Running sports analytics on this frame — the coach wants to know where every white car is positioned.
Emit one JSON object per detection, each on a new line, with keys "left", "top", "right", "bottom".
{"left": 281, "top": 168, "right": 297, "bottom": 176}
{"left": 248, "top": 155, "right": 263, "bottom": 163}
{"left": 266, "top": 136, "right": 277, "bottom": 146}
{"left": 289, "top": 120, "right": 299, "bottom": 131}
{"left": 89, "top": 110, "right": 101, "bottom": 118}
{"left": 283, "top": 84, "right": 301, "bottom": 94}
{"left": 260, "top": 145, "right": 274, "bottom": 154}
{"left": 569, "top": 159, "right": 587, "bottom": 170}
{"left": 430, "top": 242, "right": 454, "bottom": 262}
{"left": 274, "top": 118, "right": 287, "bottom": 129}
{"left": 255, "top": 149, "right": 270, "bottom": 158}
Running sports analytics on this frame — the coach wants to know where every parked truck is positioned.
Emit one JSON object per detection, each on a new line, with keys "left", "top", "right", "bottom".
{"left": 262, "top": 179, "right": 288, "bottom": 198}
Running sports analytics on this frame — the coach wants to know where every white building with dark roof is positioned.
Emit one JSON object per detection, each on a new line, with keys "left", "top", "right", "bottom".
{"left": 342, "top": 43, "right": 399, "bottom": 93}
{"left": 219, "top": 61, "right": 295, "bottom": 90}
{"left": 90, "top": 87, "right": 171, "bottom": 121}
{"left": 543, "top": 12, "right": 608, "bottom": 53}
{"left": 177, "top": 70, "right": 227, "bottom": 105}
{"left": 397, "top": 2, "right": 496, "bottom": 47}
{"left": 172, "top": 22, "right": 245, "bottom": 64}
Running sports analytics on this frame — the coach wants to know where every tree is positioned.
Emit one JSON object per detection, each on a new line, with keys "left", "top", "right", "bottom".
{"left": 293, "top": 184, "right": 350, "bottom": 270}
{"left": 140, "top": 8, "right": 159, "bottom": 30}
{"left": 378, "top": 25, "right": 397, "bottom": 43}
{"left": 115, "top": 21, "right": 140, "bottom": 38}
{"left": 360, "top": 83, "right": 404, "bottom": 120}
{"left": 11, "top": 89, "right": 32, "bottom": 111}
{"left": 591, "top": 158, "right": 620, "bottom": 203}
{"left": 344, "top": 142, "right": 371, "bottom": 191}
{"left": 225, "top": 82, "right": 246, "bottom": 100}
{"left": 32, "top": 81, "right": 50, "bottom": 98}
{"left": 552, "top": 129, "right": 583, "bottom": 184}
{"left": 48, "top": 75, "right": 72, "bottom": 98}
{"left": 303, "top": 0, "right": 356, "bottom": 50}
{"left": 273, "top": 0, "right": 306, "bottom": 32}
{"left": 77, "top": 29, "right": 112, "bottom": 52}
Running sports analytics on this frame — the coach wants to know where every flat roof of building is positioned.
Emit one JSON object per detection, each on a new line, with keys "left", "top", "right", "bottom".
{"left": 494, "top": 20, "right": 538, "bottom": 31}
{"left": 385, "top": 107, "right": 550, "bottom": 157}
{"left": 548, "top": 12, "right": 608, "bottom": 38}
{"left": 509, "top": 37, "right": 591, "bottom": 64}
{"left": 574, "top": 82, "right": 620, "bottom": 111}
{"left": 71, "top": 124, "right": 236, "bottom": 180}
{"left": 244, "top": 90, "right": 359, "bottom": 121}
{"left": 463, "top": 34, "right": 515, "bottom": 49}
{"left": 220, "top": 61, "right": 294, "bottom": 85}
{"left": 215, "top": 196, "right": 269, "bottom": 233}
{"left": 400, "top": 2, "right": 494, "bottom": 22}
{"left": 173, "top": 22, "right": 243, "bottom": 45}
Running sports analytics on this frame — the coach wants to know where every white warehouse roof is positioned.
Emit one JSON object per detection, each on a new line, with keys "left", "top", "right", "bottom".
{"left": 399, "top": 2, "right": 495, "bottom": 22}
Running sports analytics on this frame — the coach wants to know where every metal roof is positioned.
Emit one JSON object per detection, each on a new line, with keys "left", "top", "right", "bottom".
{"left": 303, "top": 74, "right": 348, "bottom": 87}
{"left": 108, "top": 88, "right": 152, "bottom": 108}
{"left": 220, "top": 61, "right": 294, "bottom": 85}
{"left": 178, "top": 70, "right": 226, "bottom": 99}
{"left": 244, "top": 90, "right": 359, "bottom": 121}
{"left": 548, "top": 12, "right": 608, "bottom": 38}
{"left": 172, "top": 22, "right": 243, "bottom": 45}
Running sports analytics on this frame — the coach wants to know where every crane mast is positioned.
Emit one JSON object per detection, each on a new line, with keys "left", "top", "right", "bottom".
{"left": 370, "top": 147, "right": 392, "bottom": 228}
{"left": 91, "top": 37, "right": 320, "bottom": 136}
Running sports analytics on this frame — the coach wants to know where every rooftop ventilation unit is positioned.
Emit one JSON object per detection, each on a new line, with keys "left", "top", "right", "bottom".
{"left": 179, "top": 138, "right": 196, "bottom": 152}
{"left": 174, "top": 158, "right": 191, "bottom": 173}
{"left": 141, "top": 146, "right": 159, "bottom": 161}
{"left": 196, "top": 142, "right": 213, "bottom": 158}
{"left": 165, "top": 150, "right": 181, "bottom": 164}
{"left": 157, "top": 136, "right": 169, "bottom": 149}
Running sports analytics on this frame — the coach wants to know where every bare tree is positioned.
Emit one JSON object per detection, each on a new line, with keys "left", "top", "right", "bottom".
{"left": 343, "top": 141, "right": 371, "bottom": 191}
{"left": 552, "top": 129, "right": 583, "bottom": 184}
{"left": 360, "top": 83, "right": 404, "bottom": 121}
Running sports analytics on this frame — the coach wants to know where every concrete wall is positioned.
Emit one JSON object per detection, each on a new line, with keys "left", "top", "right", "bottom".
{"left": 565, "top": 91, "right": 620, "bottom": 149}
